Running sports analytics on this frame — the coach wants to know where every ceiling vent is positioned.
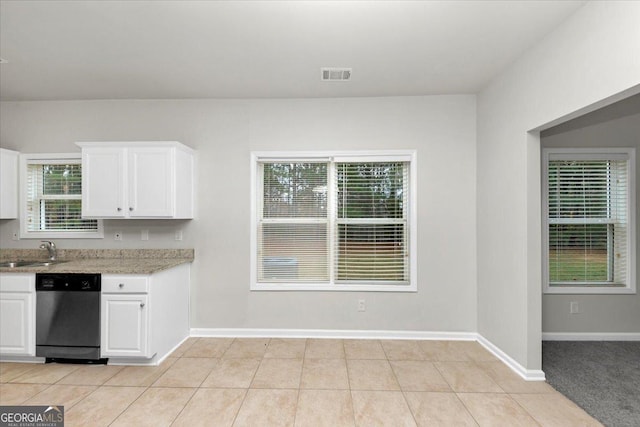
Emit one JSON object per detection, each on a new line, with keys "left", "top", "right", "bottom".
{"left": 321, "top": 68, "right": 352, "bottom": 81}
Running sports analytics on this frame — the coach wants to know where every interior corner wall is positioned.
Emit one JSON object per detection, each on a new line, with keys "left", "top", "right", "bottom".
{"left": 477, "top": 0, "right": 640, "bottom": 371}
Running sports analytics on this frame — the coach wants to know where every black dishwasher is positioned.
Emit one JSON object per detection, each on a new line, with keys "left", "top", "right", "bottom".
{"left": 36, "top": 273, "right": 106, "bottom": 363}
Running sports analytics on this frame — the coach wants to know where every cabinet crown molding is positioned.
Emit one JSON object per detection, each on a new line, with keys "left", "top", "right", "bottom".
{"left": 76, "top": 141, "right": 194, "bottom": 153}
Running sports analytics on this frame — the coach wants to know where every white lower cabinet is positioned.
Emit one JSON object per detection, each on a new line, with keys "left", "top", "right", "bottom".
{"left": 100, "top": 264, "right": 190, "bottom": 364}
{"left": 0, "top": 274, "right": 35, "bottom": 356}
{"left": 101, "top": 293, "right": 150, "bottom": 358}
{"left": 0, "top": 264, "right": 189, "bottom": 364}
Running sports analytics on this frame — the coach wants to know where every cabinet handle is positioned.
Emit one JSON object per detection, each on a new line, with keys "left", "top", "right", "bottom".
{"left": 129, "top": 207, "right": 134, "bottom": 211}
{"left": 119, "top": 283, "right": 124, "bottom": 288}
{"left": 117, "top": 207, "right": 122, "bottom": 211}
{"left": 140, "top": 303, "right": 145, "bottom": 308}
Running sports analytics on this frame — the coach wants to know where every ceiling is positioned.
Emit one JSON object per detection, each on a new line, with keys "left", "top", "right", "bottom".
{"left": 0, "top": 0, "right": 586, "bottom": 101}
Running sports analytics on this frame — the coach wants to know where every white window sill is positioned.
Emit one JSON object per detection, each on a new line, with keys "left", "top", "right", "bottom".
{"left": 20, "top": 230, "right": 104, "bottom": 239}
{"left": 544, "top": 285, "right": 636, "bottom": 295}
{"left": 251, "top": 282, "right": 417, "bottom": 292}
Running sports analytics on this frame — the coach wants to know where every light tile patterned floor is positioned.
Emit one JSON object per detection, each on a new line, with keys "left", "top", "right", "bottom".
{"left": 0, "top": 338, "right": 603, "bottom": 426}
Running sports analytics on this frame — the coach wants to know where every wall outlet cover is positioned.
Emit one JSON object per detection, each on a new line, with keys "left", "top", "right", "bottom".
{"left": 570, "top": 301, "right": 580, "bottom": 314}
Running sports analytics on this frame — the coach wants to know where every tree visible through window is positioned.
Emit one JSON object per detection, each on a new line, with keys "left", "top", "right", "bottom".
{"left": 253, "top": 152, "right": 415, "bottom": 291}
{"left": 336, "top": 163, "right": 407, "bottom": 281}
{"left": 544, "top": 149, "right": 635, "bottom": 293}
{"left": 23, "top": 155, "right": 101, "bottom": 237}
{"left": 260, "top": 162, "right": 329, "bottom": 282}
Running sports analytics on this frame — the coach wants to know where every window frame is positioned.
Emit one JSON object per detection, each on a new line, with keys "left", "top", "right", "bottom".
{"left": 20, "top": 153, "right": 104, "bottom": 239}
{"left": 542, "top": 147, "right": 636, "bottom": 294}
{"left": 250, "top": 150, "right": 417, "bottom": 292}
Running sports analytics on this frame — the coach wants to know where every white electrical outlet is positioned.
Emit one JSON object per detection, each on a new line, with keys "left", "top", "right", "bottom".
{"left": 358, "top": 299, "right": 366, "bottom": 312}
{"left": 570, "top": 301, "right": 579, "bottom": 314}
{"left": 141, "top": 229, "right": 149, "bottom": 241}
{"left": 12, "top": 231, "right": 19, "bottom": 241}
{"left": 114, "top": 231, "right": 123, "bottom": 241}
{"left": 175, "top": 230, "right": 183, "bottom": 241}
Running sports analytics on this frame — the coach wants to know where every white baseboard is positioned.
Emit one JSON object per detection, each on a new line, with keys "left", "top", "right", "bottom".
{"left": 189, "top": 327, "right": 544, "bottom": 382}
{"left": 542, "top": 332, "right": 640, "bottom": 341}
{"left": 190, "top": 328, "right": 477, "bottom": 341}
{"left": 107, "top": 336, "right": 191, "bottom": 367}
{"left": 476, "top": 335, "right": 546, "bottom": 381}
{"left": 0, "top": 356, "right": 45, "bottom": 364}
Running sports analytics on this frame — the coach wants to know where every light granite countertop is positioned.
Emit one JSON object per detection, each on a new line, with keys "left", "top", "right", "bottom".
{"left": 0, "top": 249, "right": 194, "bottom": 274}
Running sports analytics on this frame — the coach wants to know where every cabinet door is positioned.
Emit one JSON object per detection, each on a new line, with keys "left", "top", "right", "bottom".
{"left": 82, "top": 147, "right": 126, "bottom": 218}
{"left": 101, "top": 294, "right": 149, "bottom": 358}
{"left": 0, "top": 149, "right": 19, "bottom": 219}
{"left": 128, "top": 147, "right": 174, "bottom": 217}
{"left": 0, "top": 293, "right": 35, "bottom": 356}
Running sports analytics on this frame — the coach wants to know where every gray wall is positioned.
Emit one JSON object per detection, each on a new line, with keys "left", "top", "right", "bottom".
{"left": 477, "top": 1, "right": 640, "bottom": 371}
{"left": 541, "top": 94, "right": 640, "bottom": 334}
{"left": 0, "top": 95, "right": 478, "bottom": 333}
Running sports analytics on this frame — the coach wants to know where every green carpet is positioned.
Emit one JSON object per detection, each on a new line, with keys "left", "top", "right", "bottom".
{"left": 543, "top": 341, "right": 640, "bottom": 427}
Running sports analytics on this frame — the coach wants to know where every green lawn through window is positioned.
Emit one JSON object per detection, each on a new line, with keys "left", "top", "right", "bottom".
{"left": 548, "top": 249, "right": 608, "bottom": 283}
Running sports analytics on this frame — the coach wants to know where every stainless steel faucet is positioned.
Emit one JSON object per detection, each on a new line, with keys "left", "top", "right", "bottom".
{"left": 39, "top": 240, "right": 57, "bottom": 261}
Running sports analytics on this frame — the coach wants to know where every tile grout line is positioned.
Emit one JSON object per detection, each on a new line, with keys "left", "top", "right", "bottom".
{"left": 106, "top": 383, "right": 149, "bottom": 426}
{"left": 172, "top": 337, "right": 235, "bottom": 426}
{"left": 65, "top": 383, "right": 104, "bottom": 420}
{"left": 168, "top": 348, "right": 215, "bottom": 427}
{"left": 292, "top": 339, "right": 306, "bottom": 427}
{"left": 453, "top": 392, "right": 482, "bottom": 427}
{"left": 230, "top": 337, "right": 273, "bottom": 426}
{"left": 108, "top": 337, "right": 206, "bottom": 427}
{"left": 17, "top": 382, "right": 57, "bottom": 406}
{"left": 342, "top": 339, "right": 359, "bottom": 427}
{"left": 388, "top": 342, "right": 422, "bottom": 427}
{"left": 1, "top": 364, "right": 41, "bottom": 384}
{"left": 508, "top": 393, "right": 545, "bottom": 427}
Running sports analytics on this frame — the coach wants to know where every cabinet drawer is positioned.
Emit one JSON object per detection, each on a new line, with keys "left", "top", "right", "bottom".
{"left": 102, "top": 276, "right": 149, "bottom": 293}
{"left": 0, "top": 273, "right": 35, "bottom": 293}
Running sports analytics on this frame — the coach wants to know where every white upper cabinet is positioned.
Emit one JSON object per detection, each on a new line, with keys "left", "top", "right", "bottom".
{"left": 77, "top": 142, "right": 194, "bottom": 219}
{"left": 81, "top": 146, "right": 126, "bottom": 218}
{"left": 0, "top": 148, "right": 19, "bottom": 219}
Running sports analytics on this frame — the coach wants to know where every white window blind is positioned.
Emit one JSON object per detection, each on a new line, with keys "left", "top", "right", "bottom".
{"left": 254, "top": 153, "right": 414, "bottom": 291}
{"left": 258, "top": 162, "right": 329, "bottom": 282}
{"left": 335, "top": 162, "right": 408, "bottom": 283}
{"left": 546, "top": 154, "right": 630, "bottom": 287}
{"left": 25, "top": 158, "right": 99, "bottom": 234}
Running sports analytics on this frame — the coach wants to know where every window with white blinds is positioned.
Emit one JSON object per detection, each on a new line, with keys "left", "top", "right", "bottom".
{"left": 252, "top": 151, "right": 416, "bottom": 292}
{"left": 259, "top": 162, "right": 329, "bottom": 282}
{"left": 543, "top": 149, "right": 636, "bottom": 294}
{"left": 336, "top": 162, "right": 408, "bottom": 283}
{"left": 21, "top": 154, "right": 103, "bottom": 238}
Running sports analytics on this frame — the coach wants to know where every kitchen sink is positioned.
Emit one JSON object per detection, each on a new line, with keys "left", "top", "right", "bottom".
{"left": 0, "top": 260, "right": 68, "bottom": 268}
{"left": 0, "top": 261, "right": 35, "bottom": 268}
{"left": 27, "top": 261, "right": 68, "bottom": 267}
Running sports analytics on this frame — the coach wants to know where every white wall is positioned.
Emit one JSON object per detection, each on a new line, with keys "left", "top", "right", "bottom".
{"left": 0, "top": 95, "right": 478, "bottom": 333}
{"left": 477, "top": 0, "right": 640, "bottom": 372}
{"left": 541, "top": 96, "right": 640, "bottom": 335}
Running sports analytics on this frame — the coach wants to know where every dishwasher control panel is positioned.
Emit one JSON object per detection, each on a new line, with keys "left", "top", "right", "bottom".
{"left": 36, "top": 273, "right": 101, "bottom": 291}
